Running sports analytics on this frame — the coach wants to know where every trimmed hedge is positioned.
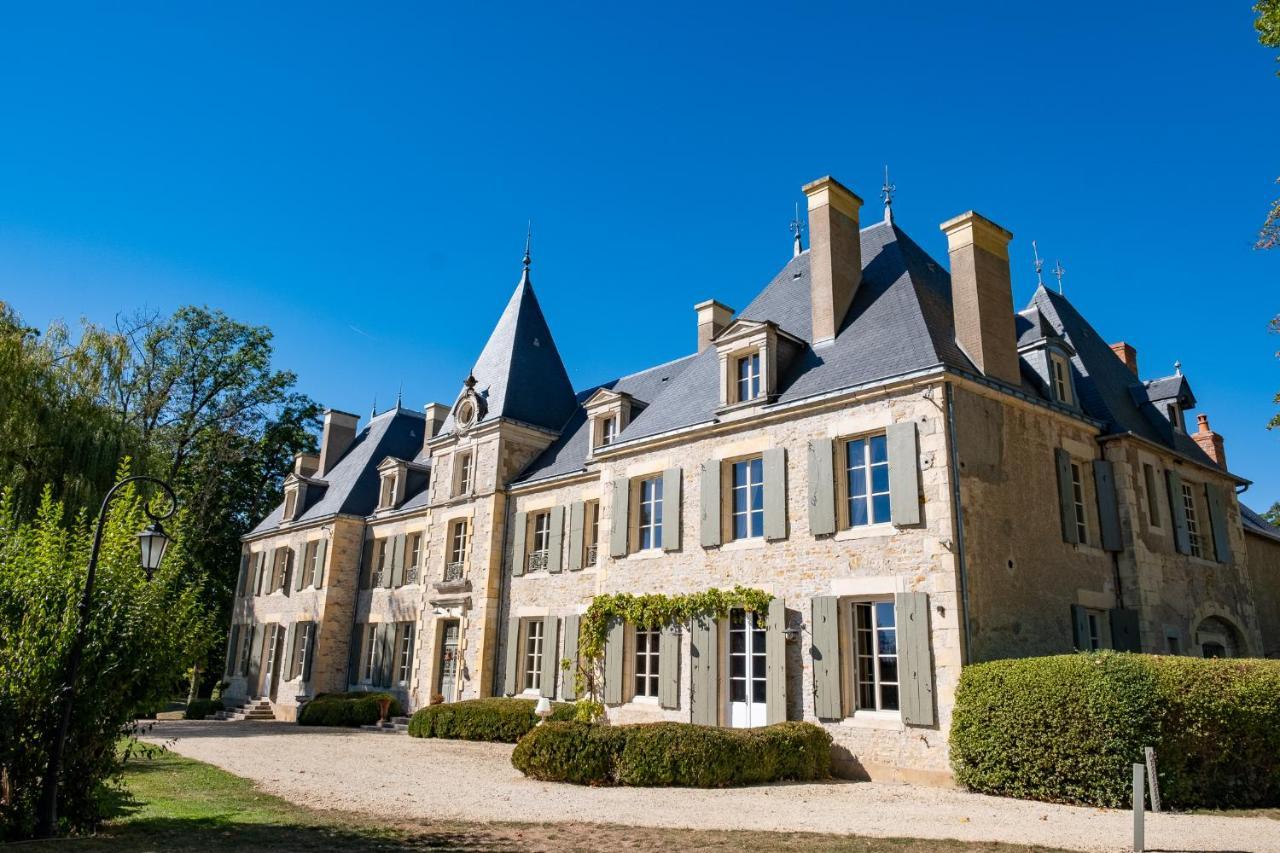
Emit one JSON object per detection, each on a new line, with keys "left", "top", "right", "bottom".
{"left": 951, "top": 652, "right": 1280, "bottom": 809}
{"left": 297, "top": 692, "right": 403, "bottom": 727}
{"left": 183, "top": 698, "right": 224, "bottom": 720}
{"left": 512, "top": 721, "right": 832, "bottom": 787}
{"left": 408, "top": 697, "right": 575, "bottom": 743}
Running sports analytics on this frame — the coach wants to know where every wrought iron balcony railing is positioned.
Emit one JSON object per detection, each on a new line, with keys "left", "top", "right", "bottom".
{"left": 527, "top": 550, "right": 549, "bottom": 572}
{"left": 444, "top": 560, "right": 465, "bottom": 582}
{"left": 585, "top": 544, "right": 598, "bottom": 567}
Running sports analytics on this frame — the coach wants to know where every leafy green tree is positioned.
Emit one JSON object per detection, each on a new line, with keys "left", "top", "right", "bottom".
{"left": 1263, "top": 501, "right": 1280, "bottom": 526}
{"left": 1258, "top": 0, "right": 1280, "bottom": 248}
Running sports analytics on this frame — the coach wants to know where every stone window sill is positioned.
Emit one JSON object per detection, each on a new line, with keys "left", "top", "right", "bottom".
{"left": 834, "top": 523, "right": 897, "bottom": 542}
{"left": 626, "top": 548, "right": 665, "bottom": 561}
{"left": 719, "top": 537, "right": 766, "bottom": 552}
{"left": 839, "top": 710, "right": 904, "bottom": 731}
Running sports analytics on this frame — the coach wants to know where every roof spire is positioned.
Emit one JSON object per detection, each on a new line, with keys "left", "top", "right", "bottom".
{"left": 396, "top": 382, "right": 403, "bottom": 409}
{"left": 520, "top": 221, "right": 532, "bottom": 285}
{"left": 1175, "top": 360, "right": 1183, "bottom": 376}
{"left": 881, "top": 165, "right": 896, "bottom": 224}
{"left": 1052, "top": 259, "right": 1065, "bottom": 294}
{"left": 790, "top": 203, "right": 803, "bottom": 257}
{"left": 1032, "top": 240, "right": 1045, "bottom": 287}
{"left": 370, "top": 395, "right": 377, "bottom": 420}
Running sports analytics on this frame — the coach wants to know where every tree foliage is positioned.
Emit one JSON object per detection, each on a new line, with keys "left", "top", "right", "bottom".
{"left": 1258, "top": 1, "right": 1280, "bottom": 248}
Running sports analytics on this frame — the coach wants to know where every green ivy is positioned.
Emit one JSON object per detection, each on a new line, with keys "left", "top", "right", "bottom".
{"left": 567, "top": 586, "right": 772, "bottom": 716}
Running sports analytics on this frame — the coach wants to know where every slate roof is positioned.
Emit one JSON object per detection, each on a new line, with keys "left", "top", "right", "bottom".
{"left": 248, "top": 407, "right": 428, "bottom": 537}
{"left": 1242, "top": 503, "right": 1280, "bottom": 543}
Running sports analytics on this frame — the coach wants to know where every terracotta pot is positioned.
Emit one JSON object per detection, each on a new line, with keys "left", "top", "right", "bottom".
{"left": 377, "top": 697, "right": 392, "bottom": 722}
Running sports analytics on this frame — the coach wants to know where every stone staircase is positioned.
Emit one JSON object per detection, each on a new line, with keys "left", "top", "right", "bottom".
{"left": 211, "top": 698, "right": 276, "bottom": 721}
{"left": 361, "top": 715, "right": 411, "bottom": 734}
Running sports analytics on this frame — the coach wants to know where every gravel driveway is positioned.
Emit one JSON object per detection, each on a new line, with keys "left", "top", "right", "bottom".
{"left": 142, "top": 721, "right": 1277, "bottom": 852}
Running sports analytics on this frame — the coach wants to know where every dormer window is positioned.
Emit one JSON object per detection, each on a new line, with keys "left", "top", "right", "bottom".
{"left": 379, "top": 472, "right": 397, "bottom": 509}
{"left": 713, "top": 318, "right": 802, "bottom": 412}
{"left": 283, "top": 488, "right": 298, "bottom": 521}
{"left": 736, "top": 352, "right": 762, "bottom": 402}
{"left": 1166, "top": 403, "right": 1184, "bottom": 433}
{"left": 600, "top": 416, "right": 617, "bottom": 447}
{"left": 583, "top": 388, "right": 640, "bottom": 454}
{"left": 1049, "top": 354, "right": 1074, "bottom": 406}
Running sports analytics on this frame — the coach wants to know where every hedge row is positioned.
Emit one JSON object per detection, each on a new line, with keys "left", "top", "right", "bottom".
{"left": 408, "top": 697, "right": 574, "bottom": 743}
{"left": 183, "top": 698, "right": 224, "bottom": 720}
{"left": 297, "top": 692, "right": 403, "bottom": 727}
{"left": 512, "top": 721, "right": 832, "bottom": 787}
{"left": 950, "top": 652, "right": 1280, "bottom": 809}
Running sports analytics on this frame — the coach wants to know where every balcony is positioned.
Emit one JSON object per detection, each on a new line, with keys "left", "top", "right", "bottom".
{"left": 444, "top": 560, "right": 465, "bottom": 582}
{"left": 433, "top": 560, "right": 470, "bottom": 600}
{"left": 585, "top": 544, "right": 598, "bottom": 567}
{"left": 527, "top": 550, "right": 549, "bottom": 573}
{"left": 404, "top": 565, "right": 418, "bottom": 585}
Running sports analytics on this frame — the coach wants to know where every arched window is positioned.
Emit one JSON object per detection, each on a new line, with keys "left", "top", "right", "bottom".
{"left": 1194, "top": 616, "right": 1241, "bottom": 659}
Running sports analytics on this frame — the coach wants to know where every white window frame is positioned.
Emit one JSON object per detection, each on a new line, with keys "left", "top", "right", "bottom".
{"left": 730, "top": 457, "right": 764, "bottom": 541}
{"left": 283, "top": 489, "right": 297, "bottom": 520}
{"left": 1070, "top": 462, "right": 1088, "bottom": 544}
{"left": 405, "top": 533, "right": 421, "bottom": 584}
{"left": 449, "top": 519, "right": 468, "bottom": 565}
{"left": 522, "top": 619, "right": 544, "bottom": 692}
{"left": 851, "top": 599, "right": 899, "bottom": 713}
{"left": 585, "top": 500, "right": 600, "bottom": 567}
{"left": 736, "top": 351, "right": 761, "bottom": 402}
{"left": 636, "top": 476, "right": 663, "bottom": 551}
{"left": 599, "top": 415, "right": 617, "bottom": 447}
{"left": 379, "top": 473, "right": 396, "bottom": 509}
{"left": 1182, "top": 481, "right": 1203, "bottom": 558}
{"left": 633, "top": 626, "right": 661, "bottom": 700}
{"left": 1050, "top": 354, "right": 1073, "bottom": 405}
{"left": 294, "top": 622, "right": 314, "bottom": 680}
{"left": 528, "top": 512, "right": 551, "bottom": 572}
{"left": 845, "top": 433, "right": 891, "bottom": 528}
{"left": 361, "top": 624, "right": 378, "bottom": 684}
{"left": 455, "top": 451, "right": 473, "bottom": 496}
{"left": 397, "top": 623, "right": 415, "bottom": 685}
{"left": 372, "top": 538, "right": 390, "bottom": 586}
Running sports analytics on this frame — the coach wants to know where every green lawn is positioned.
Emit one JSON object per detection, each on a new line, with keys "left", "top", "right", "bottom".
{"left": 48, "top": 748, "right": 1071, "bottom": 852}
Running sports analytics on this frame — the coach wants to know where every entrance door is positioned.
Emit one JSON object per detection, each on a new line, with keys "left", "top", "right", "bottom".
{"left": 436, "top": 620, "right": 460, "bottom": 702}
{"left": 263, "top": 625, "right": 284, "bottom": 701}
{"left": 728, "top": 609, "right": 767, "bottom": 728}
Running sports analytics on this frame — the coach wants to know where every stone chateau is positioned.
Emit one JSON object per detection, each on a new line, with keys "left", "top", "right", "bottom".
{"left": 223, "top": 174, "right": 1280, "bottom": 782}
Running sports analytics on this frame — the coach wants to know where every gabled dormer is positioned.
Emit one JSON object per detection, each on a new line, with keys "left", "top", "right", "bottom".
{"left": 583, "top": 387, "right": 645, "bottom": 454}
{"left": 281, "top": 453, "right": 325, "bottom": 524}
{"left": 712, "top": 318, "right": 803, "bottom": 414}
{"left": 1132, "top": 371, "right": 1196, "bottom": 435}
{"left": 1016, "top": 306, "right": 1080, "bottom": 410}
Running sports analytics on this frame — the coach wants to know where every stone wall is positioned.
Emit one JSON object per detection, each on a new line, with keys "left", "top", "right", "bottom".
{"left": 1244, "top": 530, "right": 1280, "bottom": 658}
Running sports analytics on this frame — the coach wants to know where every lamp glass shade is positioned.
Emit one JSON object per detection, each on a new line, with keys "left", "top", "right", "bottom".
{"left": 534, "top": 696, "right": 552, "bottom": 718}
{"left": 137, "top": 523, "right": 170, "bottom": 576}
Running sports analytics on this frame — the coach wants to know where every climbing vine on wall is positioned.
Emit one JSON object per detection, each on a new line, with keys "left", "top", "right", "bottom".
{"left": 567, "top": 585, "right": 773, "bottom": 719}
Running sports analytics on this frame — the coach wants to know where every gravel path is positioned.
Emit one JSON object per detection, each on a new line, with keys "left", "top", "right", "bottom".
{"left": 142, "top": 721, "right": 1277, "bottom": 852}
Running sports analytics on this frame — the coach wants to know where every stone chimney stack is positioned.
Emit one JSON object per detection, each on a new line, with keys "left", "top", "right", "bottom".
{"left": 318, "top": 409, "right": 359, "bottom": 475}
{"left": 293, "top": 453, "right": 319, "bottom": 477}
{"left": 424, "top": 402, "right": 449, "bottom": 439}
{"left": 695, "top": 300, "right": 734, "bottom": 353}
{"left": 803, "top": 176, "right": 863, "bottom": 344}
{"left": 1193, "top": 413, "right": 1227, "bottom": 468}
{"left": 1110, "top": 342, "right": 1139, "bottom": 375}
{"left": 941, "top": 211, "right": 1021, "bottom": 386}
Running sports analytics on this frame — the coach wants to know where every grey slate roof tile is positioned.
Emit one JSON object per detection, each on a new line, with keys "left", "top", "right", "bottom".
{"left": 1242, "top": 503, "right": 1280, "bottom": 542}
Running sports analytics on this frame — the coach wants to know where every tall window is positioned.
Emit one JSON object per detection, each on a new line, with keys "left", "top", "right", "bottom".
{"left": 1085, "top": 610, "right": 1103, "bottom": 651}
{"left": 361, "top": 624, "right": 378, "bottom": 683}
{"left": 283, "top": 490, "right": 297, "bottom": 520}
{"left": 1050, "top": 356, "right": 1071, "bottom": 404}
{"left": 238, "top": 626, "right": 254, "bottom": 674}
{"left": 853, "top": 601, "right": 898, "bottom": 712}
{"left": 846, "top": 434, "right": 890, "bottom": 527}
{"left": 736, "top": 352, "right": 761, "bottom": 402}
{"left": 528, "top": 512, "right": 550, "bottom": 571}
{"left": 1182, "top": 482, "right": 1203, "bottom": 558}
{"left": 293, "top": 623, "right": 314, "bottom": 680}
{"left": 455, "top": 451, "right": 473, "bottom": 495}
{"left": 447, "top": 519, "right": 468, "bottom": 579}
{"left": 405, "top": 533, "right": 422, "bottom": 584}
{"left": 523, "top": 620, "right": 544, "bottom": 691}
{"left": 380, "top": 474, "right": 396, "bottom": 508}
{"left": 1070, "top": 463, "right": 1088, "bottom": 544}
{"left": 600, "top": 416, "right": 617, "bottom": 447}
{"left": 585, "top": 500, "right": 600, "bottom": 567}
{"left": 637, "top": 476, "right": 663, "bottom": 550}
{"left": 1143, "top": 463, "right": 1161, "bottom": 527}
{"left": 397, "top": 623, "right": 415, "bottom": 685}
{"left": 373, "top": 539, "right": 389, "bottom": 586}
{"left": 273, "top": 549, "right": 291, "bottom": 592}
{"left": 634, "top": 627, "right": 660, "bottom": 698}
{"left": 731, "top": 458, "right": 764, "bottom": 540}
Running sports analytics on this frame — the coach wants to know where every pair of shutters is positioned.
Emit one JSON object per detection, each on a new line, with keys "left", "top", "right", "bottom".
{"left": 1166, "top": 470, "right": 1233, "bottom": 563}
{"left": 346, "top": 623, "right": 398, "bottom": 687}
{"left": 279, "top": 622, "right": 317, "bottom": 682}
{"left": 511, "top": 507, "right": 566, "bottom": 576}
{"left": 252, "top": 551, "right": 268, "bottom": 595}
{"left": 1054, "top": 450, "right": 1124, "bottom": 551}
{"left": 699, "top": 451, "right": 786, "bottom": 546}
{"left": 600, "top": 619, "right": 682, "bottom": 709}
{"left": 291, "top": 540, "right": 329, "bottom": 591}
{"left": 687, "top": 598, "right": 787, "bottom": 724}
{"left": 1070, "top": 604, "right": 1141, "bottom": 652}
{"left": 609, "top": 468, "right": 683, "bottom": 557}
{"left": 810, "top": 592, "right": 935, "bottom": 727}
{"left": 566, "top": 503, "right": 592, "bottom": 571}
{"left": 808, "top": 422, "right": 923, "bottom": 535}
{"left": 501, "top": 617, "right": 562, "bottom": 698}
{"left": 246, "top": 624, "right": 263, "bottom": 689}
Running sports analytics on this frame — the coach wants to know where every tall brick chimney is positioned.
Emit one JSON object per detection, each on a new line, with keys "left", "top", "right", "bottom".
{"left": 1193, "top": 413, "right": 1227, "bottom": 468}
{"left": 695, "top": 300, "right": 734, "bottom": 353}
{"left": 318, "top": 408, "right": 359, "bottom": 475}
{"left": 1110, "top": 342, "right": 1139, "bottom": 375}
{"left": 941, "top": 211, "right": 1020, "bottom": 386}
{"left": 803, "top": 176, "right": 863, "bottom": 344}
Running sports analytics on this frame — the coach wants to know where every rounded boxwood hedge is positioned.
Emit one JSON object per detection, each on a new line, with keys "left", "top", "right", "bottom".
{"left": 950, "top": 652, "right": 1280, "bottom": 809}
{"left": 183, "top": 698, "right": 224, "bottom": 720}
{"left": 297, "top": 691, "right": 403, "bottom": 727}
{"left": 408, "top": 697, "right": 575, "bottom": 743}
{"left": 511, "top": 721, "right": 832, "bottom": 787}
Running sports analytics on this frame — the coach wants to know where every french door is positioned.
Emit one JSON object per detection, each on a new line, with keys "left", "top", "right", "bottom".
{"left": 728, "top": 609, "right": 767, "bottom": 727}
{"left": 436, "top": 620, "right": 460, "bottom": 702}
{"left": 263, "top": 624, "right": 284, "bottom": 701}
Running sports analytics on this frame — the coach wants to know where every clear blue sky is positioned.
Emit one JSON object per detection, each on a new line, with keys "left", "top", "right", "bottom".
{"left": 3, "top": 3, "right": 1278, "bottom": 505}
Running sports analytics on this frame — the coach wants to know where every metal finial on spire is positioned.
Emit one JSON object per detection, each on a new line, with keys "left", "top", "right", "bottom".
{"left": 1032, "top": 240, "right": 1045, "bottom": 287}
{"left": 371, "top": 396, "right": 377, "bottom": 420}
{"left": 1052, "top": 259, "right": 1065, "bottom": 294}
{"left": 519, "top": 222, "right": 532, "bottom": 285}
{"left": 790, "top": 203, "right": 803, "bottom": 258}
{"left": 881, "top": 165, "right": 896, "bottom": 224}
{"left": 396, "top": 382, "right": 403, "bottom": 409}
{"left": 1175, "top": 360, "right": 1183, "bottom": 377}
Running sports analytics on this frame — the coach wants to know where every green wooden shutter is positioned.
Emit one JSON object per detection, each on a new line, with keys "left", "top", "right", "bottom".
{"left": 1055, "top": 448, "right": 1079, "bottom": 544}
{"left": 1093, "top": 459, "right": 1123, "bottom": 552}
{"left": 662, "top": 467, "right": 682, "bottom": 552}
{"left": 253, "top": 552, "right": 266, "bottom": 595}
{"left": 1167, "top": 470, "right": 1191, "bottom": 555}
{"left": 302, "top": 623, "right": 316, "bottom": 682}
{"left": 378, "top": 623, "right": 396, "bottom": 687}
{"left": 236, "top": 554, "right": 249, "bottom": 597}
{"left": 247, "top": 625, "right": 263, "bottom": 691}
{"left": 659, "top": 623, "right": 680, "bottom": 709}
{"left": 295, "top": 548, "right": 308, "bottom": 592}
{"left": 689, "top": 614, "right": 718, "bottom": 725}
{"left": 810, "top": 596, "right": 841, "bottom": 719}
{"left": 604, "top": 619, "right": 625, "bottom": 705}
{"left": 609, "top": 478, "right": 629, "bottom": 557}
{"left": 282, "top": 623, "right": 297, "bottom": 681}
{"left": 540, "top": 618, "right": 559, "bottom": 698}
{"left": 347, "top": 624, "right": 364, "bottom": 686}
{"left": 503, "top": 618, "right": 521, "bottom": 695}
{"left": 562, "top": 614, "right": 580, "bottom": 701}
{"left": 511, "top": 511, "right": 528, "bottom": 577}
{"left": 389, "top": 534, "right": 406, "bottom": 587}
{"left": 1070, "top": 604, "right": 1091, "bottom": 650}
{"left": 567, "top": 501, "right": 585, "bottom": 571}
{"left": 700, "top": 462, "right": 721, "bottom": 547}
{"left": 887, "top": 422, "right": 922, "bottom": 526}
{"left": 547, "top": 506, "right": 564, "bottom": 573}
{"left": 895, "top": 591, "right": 935, "bottom": 726}
{"left": 765, "top": 598, "right": 787, "bottom": 724}
{"left": 1205, "top": 483, "right": 1232, "bottom": 564}
{"left": 225, "top": 624, "right": 241, "bottom": 678}
{"left": 314, "top": 539, "right": 328, "bottom": 588}
{"left": 359, "top": 539, "right": 373, "bottom": 589}
{"left": 1109, "top": 608, "right": 1141, "bottom": 652}
{"left": 808, "top": 438, "right": 836, "bottom": 536}
{"left": 763, "top": 447, "right": 787, "bottom": 540}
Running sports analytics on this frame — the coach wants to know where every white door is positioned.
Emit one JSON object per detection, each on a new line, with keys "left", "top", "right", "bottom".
{"left": 728, "top": 609, "right": 767, "bottom": 727}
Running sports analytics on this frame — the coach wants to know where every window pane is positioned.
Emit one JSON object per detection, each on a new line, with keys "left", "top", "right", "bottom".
{"left": 880, "top": 685, "right": 899, "bottom": 711}
{"left": 870, "top": 434, "right": 888, "bottom": 464}
{"left": 752, "top": 679, "right": 767, "bottom": 703}
{"left": 730, "top": 630, "right": 745, "bottom": 654}
{"left": 730, "top": 680, "right": 745, "bottom": 702}
{"left": 878, "top": 657, "right": 898, "bottom": 684}
{"left": 847, "top": 439, "right": 866, "bottom": 466}
{"left": 752, "top": 628, "right": 766, "bottom": 653}
{"left": 871, "top": 464, "right": 889, "bottom": 494}
{"left": 750, "top": 482, "right": 763, "bottom": 511}
{"left": 733, "top": 461, "right": 747, "bottom": 487}
{"left": 733, "top": 515, "right": 747, "bottom": 540}
{"left": 872, "top": 494, "right": 891, "bottom": 523}
{"left": 875, "top": 601, "right": 895, "bottom": 629}
{"left": 850, "top": 467, "right": 867, "bottom": 496}
{"left": 850, "top": 497, "right": 868, "bottom": 526}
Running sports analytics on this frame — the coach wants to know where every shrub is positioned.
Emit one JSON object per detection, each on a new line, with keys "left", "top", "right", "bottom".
{"left": 183, "top": 698, "right": 224, "bottom": 720}
{"left": 511, "top": 720, "right": 832, "bottom": 787}
{"left": 296, "top": 692, "right": 402, "bottom": 727}
{"left": 408, "top": 697, "right": 574, "bottom": 743}
{"left": 950, "top": 652, "right": 1280, "bottom": 809}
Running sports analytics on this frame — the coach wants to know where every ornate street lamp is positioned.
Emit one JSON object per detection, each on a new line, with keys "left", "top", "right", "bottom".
{"left": 34, "top": 475, "right": 177, "bottom": 838}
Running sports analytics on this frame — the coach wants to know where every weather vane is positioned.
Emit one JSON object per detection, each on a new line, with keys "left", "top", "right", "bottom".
{"left": 1032, "top": 240, "right": 1045, "bottom": 287}
{"left": 791, "top": 203, "right": 803, "bottom": 256}
{"left": 1052, "top": 259, "right": 1065, "bottom": 294}
{"left": 881, "top": 165, "right": 896, "bottom": 222}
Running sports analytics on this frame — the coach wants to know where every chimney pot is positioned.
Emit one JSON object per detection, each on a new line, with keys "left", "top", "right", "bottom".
{"left": 941, "top": 210, "right": 1020, "bottom": 386}
{"left": 695, "top": 300, "right": 734, "bottom": 353}
{"left": 293, "top": 453, "right": 319, "bottom": 477}
{"left": 1109, "top": 342, "right": 1139, "bottom": 375}
{"left": 318, "top": 408, "right": 360, "bottom": 475}
{"left": 1192, "top": 412, "right": 1228, "bottom": 469}
{"left": 803, "top": 176, "right": 863, "bottom": 343}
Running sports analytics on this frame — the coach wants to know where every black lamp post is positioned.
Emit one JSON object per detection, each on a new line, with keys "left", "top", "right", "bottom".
{"left": 34, "top": 475, "right": 176, "bottom": 838}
